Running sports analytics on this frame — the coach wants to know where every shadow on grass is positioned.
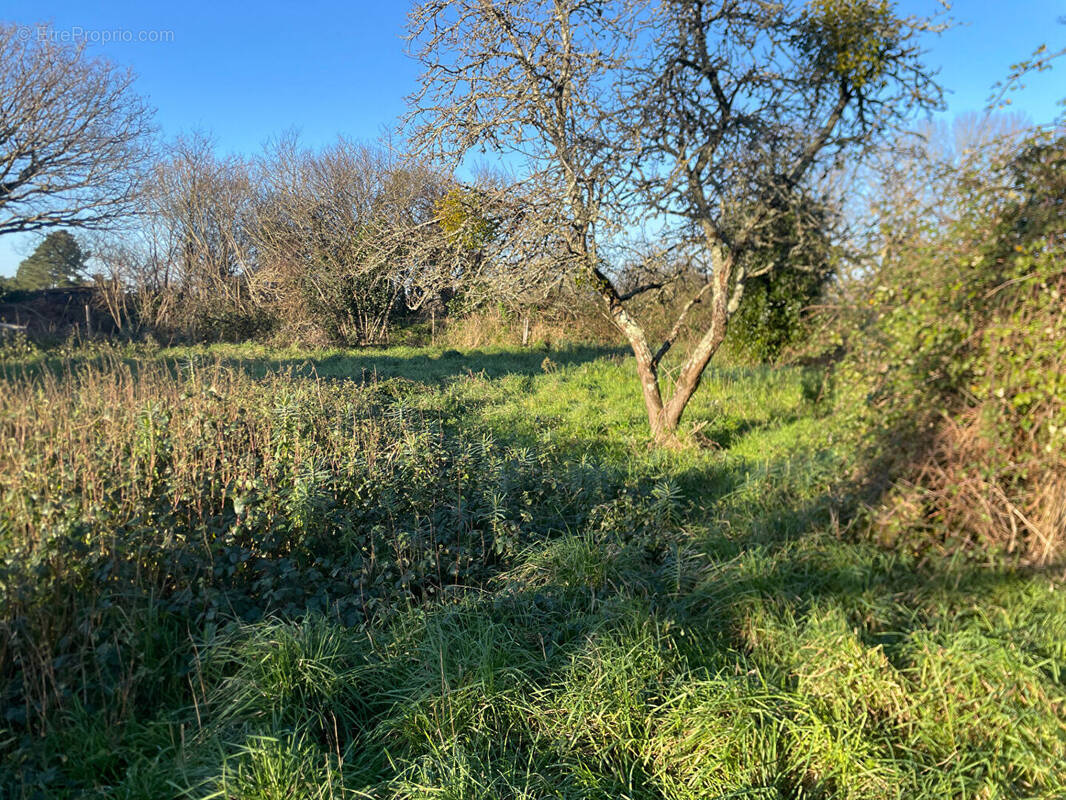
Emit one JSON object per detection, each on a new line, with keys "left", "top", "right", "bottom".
{"left": 204, "top": 343, "right": 630, "bottom": 385}
{"left": 7, "top": 404, "right": 1058, "bottom": 798}
{"left": 160, "top": 501, "right": 1053, "bottom": 799}
{"left": 0, "top": 343, "right": 629, "bottom": 391}
{"left": 10, "top": 339, "right": 1060, "bottom": 796}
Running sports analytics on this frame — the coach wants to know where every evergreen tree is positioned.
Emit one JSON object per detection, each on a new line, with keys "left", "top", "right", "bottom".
{"left": 14, "top": 231, "right": 89, "bottom": 290}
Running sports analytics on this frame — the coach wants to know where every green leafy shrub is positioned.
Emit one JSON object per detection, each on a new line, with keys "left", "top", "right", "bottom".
{"left": 726, "top": 268, "right": 832, "bottom": 363}
{"left": 835, "top": 132, "right": 1066, "bottom": 561}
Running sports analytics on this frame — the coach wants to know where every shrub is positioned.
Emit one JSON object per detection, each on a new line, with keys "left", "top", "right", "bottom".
{"left": 836, "top": 132, "right": 1066, "bottom": 561}
{"left": 725, "top": 268, "right": 832, "bottom": 364}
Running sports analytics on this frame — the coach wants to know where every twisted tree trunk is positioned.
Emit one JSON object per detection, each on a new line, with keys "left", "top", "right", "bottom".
{"left": 597, "top": 247, "right": 738, "bottom": 445}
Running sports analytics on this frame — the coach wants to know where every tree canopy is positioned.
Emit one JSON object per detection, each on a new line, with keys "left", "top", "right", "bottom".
{"left": 14, "top": 230, "right": 89, "bottom": 290}
{"left": 0, "top": 23, "right": 155, "bottom": 237}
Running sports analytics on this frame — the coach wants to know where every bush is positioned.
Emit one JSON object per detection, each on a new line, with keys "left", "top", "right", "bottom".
{"left": 835, "top": 132, "right": 1066, "bottom": 562}
{"left": 725, "top": 268, "right": 832, "bottom": 363}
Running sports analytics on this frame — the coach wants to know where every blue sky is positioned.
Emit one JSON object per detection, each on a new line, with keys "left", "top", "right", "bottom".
{"left": 1, "top": 0, "right": 1064, "bottom": 275}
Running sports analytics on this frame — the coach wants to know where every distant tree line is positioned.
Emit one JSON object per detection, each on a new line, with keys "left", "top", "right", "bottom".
{"left": 83, "top": 133, "right": 554, "bottom": 344}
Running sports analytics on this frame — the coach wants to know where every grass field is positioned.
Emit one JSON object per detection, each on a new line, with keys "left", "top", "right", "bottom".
{"left": 2, "top": 343, "right": 1064, "bottom": 799}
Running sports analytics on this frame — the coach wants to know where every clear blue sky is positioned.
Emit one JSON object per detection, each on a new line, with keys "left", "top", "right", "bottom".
{"left": 1, "top": 0, "right": 1063, "bottom": 276}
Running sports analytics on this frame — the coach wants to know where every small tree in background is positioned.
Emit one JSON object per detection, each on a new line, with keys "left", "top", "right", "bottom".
{"left": 431, "top": 181, "right": 566, "bottom": 343}
{"left": 14, "top": 231, "right": 89, "bottom": 289}
{"left": 251, "top": 136, "right": 451, "bottom": 345}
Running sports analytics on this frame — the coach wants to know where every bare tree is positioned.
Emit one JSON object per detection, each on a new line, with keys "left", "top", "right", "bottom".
{"left": 618, "top": 0, "right": 943, "bottom": 437}
{"left": 86, "top": 176, "right": 187, "bottom": 335}
{"left": 151, "top": 134, "right": 258, "bottom": 336}
{"left": 415, "top": 171, "right": 584, "bottom": 332}
{"left": 0, "top": 23, "right": 155, "bottom": 236}
{"left": 87, "top": 134, "right": 256, "bottom": 339}
{"left": 408, "top": 0, "right": 940, "bottom": 443}
{"left": 408, "top": 0, "right": 655, "bottom": 385}
{"left": 250, "top": 136, "right": 451, "bottom": 344}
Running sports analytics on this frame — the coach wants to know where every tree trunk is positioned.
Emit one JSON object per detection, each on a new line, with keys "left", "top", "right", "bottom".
{"left": 640, "top": 248, "right": 735, "bottom": 444}
{"left": 604, "top": 293, "right": 671, "bottom": 441}
{"left": 633, "top": 349, "right": 672, "bottom": 442}
{"left": 659, "top": 326, "right": 727, "bottom": 433}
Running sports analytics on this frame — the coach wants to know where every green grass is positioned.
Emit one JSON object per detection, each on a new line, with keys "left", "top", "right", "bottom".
{"left": 1, "top": 342, "right": 1063, "bottom": 799}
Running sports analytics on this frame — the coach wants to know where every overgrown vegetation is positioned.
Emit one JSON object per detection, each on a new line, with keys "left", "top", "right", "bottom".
{"left": 830, "top": 131, "right": 1066, "bottom": 563}
{"left": 1, "top": 341, "right": 1064, "bottom": 798}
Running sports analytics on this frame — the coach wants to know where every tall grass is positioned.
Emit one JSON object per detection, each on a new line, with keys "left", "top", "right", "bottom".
{"left": 0, "top": 351, "right": 623, "bottom": 741}
{"left": 2, "top": 343, "right": 1064, "bottom": 799}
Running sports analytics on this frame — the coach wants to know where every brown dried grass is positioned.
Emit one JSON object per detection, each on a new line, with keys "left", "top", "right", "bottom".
{"left": 877, "top": 406, "right": 1065, "bottom": 566}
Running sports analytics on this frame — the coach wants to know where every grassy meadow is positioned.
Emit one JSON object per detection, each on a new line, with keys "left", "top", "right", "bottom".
{"left": 1, "top": 342, "right": 1064, "bottom": 799}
